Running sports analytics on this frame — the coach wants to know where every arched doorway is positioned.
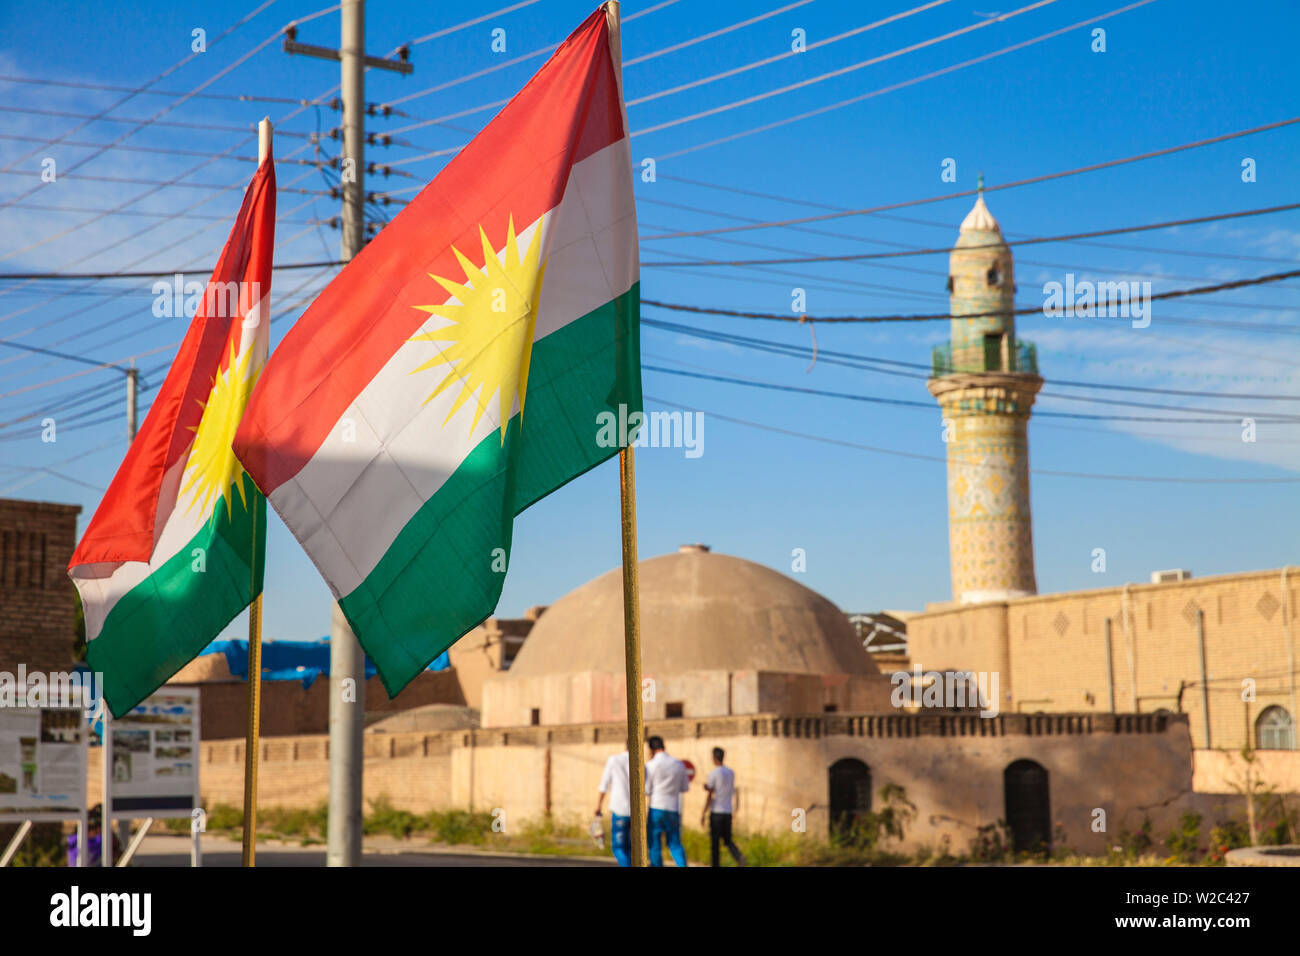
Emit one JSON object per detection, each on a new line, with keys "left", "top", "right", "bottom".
{"left": 828, "top": 758, "right": 872, "bottom": 838}
{"left": 1003, "top": 759, "right": 1051, "bottom": 854}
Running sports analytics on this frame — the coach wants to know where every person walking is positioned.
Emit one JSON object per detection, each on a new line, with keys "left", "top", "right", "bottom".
{"left": 701, "top": 747, "right": 746, "bottom": 867}
{"left": 595, "top": 749, "right": 632, "bottom": 867}
{"left": 644, "top": 735, "right": 689, "bottom": 867}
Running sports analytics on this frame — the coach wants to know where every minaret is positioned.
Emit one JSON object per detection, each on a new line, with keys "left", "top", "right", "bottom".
{"left": 927, "top": 179, "right": 1043, "bottom": 604}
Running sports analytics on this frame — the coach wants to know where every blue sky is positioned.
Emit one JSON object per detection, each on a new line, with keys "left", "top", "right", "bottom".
{"left": 0, "top": 0, "right": 1297, "bottom": 653}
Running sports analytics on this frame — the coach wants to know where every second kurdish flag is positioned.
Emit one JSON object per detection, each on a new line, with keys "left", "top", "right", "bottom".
{"left": 233, "top": 4, "right": 641, "bottom": 696}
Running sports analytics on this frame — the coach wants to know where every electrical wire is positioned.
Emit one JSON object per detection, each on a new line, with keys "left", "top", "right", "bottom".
{"left": 641, "top": 117, "right": 1300, "bottom": 240}
{"left": 645, "top": 0, "right": 1159, "bottom": 160}
{"left": 643, "top": 394, "right": 1300, "bottom": 483}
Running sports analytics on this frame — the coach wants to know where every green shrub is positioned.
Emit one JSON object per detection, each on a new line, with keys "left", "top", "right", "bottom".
{"left": 2, "top": 822, "right": 66, "bottom": 867}
{"left": 205, "top": 803, "right": 244, "bottom": 832}
{"left": 968, "top": 821, "right": 1012, "bottom": 863}
{"left": 1109, "top": 815, "right": 1154, "bottom": 862}
{"left": 1207, "top": 819, "right": 1250, "bottom": 863}
{"left": 425, "top": 809, "right": 493, "bottom": 845}
{"left": 1167, "top": 811, "right": 1203, "bottom": 863}
{"left": 362, "top": 795, "right": 422, "bottom": 839}
{"left": 831, "top": 783, "right": 917, "bottom": 851}
{"left": 262, "top": 803, "right": 328, "bottom": 839}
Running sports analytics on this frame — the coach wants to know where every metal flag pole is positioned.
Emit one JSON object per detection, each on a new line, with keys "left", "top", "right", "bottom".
{"left": 240, "top": 117, "right": 273, "bottom": 867}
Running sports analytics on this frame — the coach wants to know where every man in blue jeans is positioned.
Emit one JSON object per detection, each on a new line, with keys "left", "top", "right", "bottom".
{"left": 594, "top": 749, "right": 631, "bottom": 866}
{"left": 644, "top": 735, "right": 690, "bottom": 867}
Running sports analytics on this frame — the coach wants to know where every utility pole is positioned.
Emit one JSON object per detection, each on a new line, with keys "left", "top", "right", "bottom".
{"left": 283, "top": 0, "right": 412, "bottom": 869}
{"left": 125, "top": 364, "right": 138, "bottom": 441}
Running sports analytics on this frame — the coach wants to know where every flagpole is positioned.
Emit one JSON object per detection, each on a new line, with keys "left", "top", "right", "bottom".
{"left": 604, "top": 0, "right": 646, "bottom": 869}
{"left": 619, "top": 444, "right": 648, "bottom": 868}
{"left": 240, "top": 117, "right": 273, "bottom": 868}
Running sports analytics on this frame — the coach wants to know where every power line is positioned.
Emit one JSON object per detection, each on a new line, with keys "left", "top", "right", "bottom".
{"left": 0, "top": 73, "right": 328, "bottom": 107}
{"left": 641, "top": 116, "right": 1300, "bottom": 241}
{"left": 637, "top": 0, "right": 1054, "bottom": 129}
{"left": 641, "top": 267, "right": 1300, "bottom": 325}
{"left": 0, "top": 179, "right": 324, "bottom": 368}
{"left": 646, "top": 0, "right": 1159, "bottom": 160}
{"left": 643, "top": 395, "right": 1300, "bottom": 484}
{"left": 390, "top": 0, "right": 544, "bottom": 54}
{"left": 0, "top": 0, "right": 299, "bottom": 212}
{"left": 0, "top": 104, "right": 315, "bottom": 139}
{"left": 0, "top": 0, "right": 278, "bottom": 176}
{"left": 0, "top": 260, "right": 344, "bottom": 281}
{"left": 653, "top": 174, "right": 1300, "bottom": 270}
{"left": 643, "top": 203, "right": 1300, "bottom": 267}
{"left": 643, "top": 364, "right": 1300, "bottom": 424}
{"left": 624, "top": 0, "right": 817, "bottom": 67}
{"left": 641, "top": 195, "right": 1300, "bottom": 308}
{"left": 628, "top": 0, "right": 955, "bottom": 108}
{"left": 640, "top": 317, "right": 1300, "bottom": 402}
{"left": 0, "top": 147, "right": 319, "bottom": 328}
{"left": 381, "top": 0, "right": 810, "bottom": 135}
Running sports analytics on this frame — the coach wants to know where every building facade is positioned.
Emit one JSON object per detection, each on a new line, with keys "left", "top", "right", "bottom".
{"left": 907, "top": 567, "right": 1299, "bottom": 752}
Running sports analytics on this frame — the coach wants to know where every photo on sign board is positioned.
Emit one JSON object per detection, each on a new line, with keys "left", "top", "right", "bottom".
{"left": 112, "top": 751, "right": 132, "bottom": 783}
{"left": 114, "top": 729, "right": 150, "bottom": 753}
{"left": 40, "top": 709, "right": 81, "bottom": 744}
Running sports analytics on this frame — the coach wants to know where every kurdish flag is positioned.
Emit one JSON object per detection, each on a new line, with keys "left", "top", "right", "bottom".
{"left": 70, "top": 152, "right": 275, "bottom": 717}
{"left": 233, "top": 4, "right": 640, "bottom": 696}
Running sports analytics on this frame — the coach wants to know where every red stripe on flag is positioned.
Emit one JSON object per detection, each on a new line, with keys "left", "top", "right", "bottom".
{"left": 233, "top": 7, "right": 623, "bottom": 494}
{"left": 69, "top": 155, "right": 276, "bottom": 567}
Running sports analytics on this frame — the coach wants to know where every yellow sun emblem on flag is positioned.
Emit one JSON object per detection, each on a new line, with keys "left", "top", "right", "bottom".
{"left": 180, "top": 344, "right": 257, "bottom": 520}
{"left": 409, "top": 216, "right": 546, "bottom": 442}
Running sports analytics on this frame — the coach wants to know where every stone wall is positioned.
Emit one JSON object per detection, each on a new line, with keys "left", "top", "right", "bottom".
{"left": 111, "top": 710, "right": 1228, "bottom": 855}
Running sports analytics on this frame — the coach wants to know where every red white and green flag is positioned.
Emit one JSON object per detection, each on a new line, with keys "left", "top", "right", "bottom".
{"left": 233, "top": 4, "right": 641, "bottom": 696}
{"left": 69, "top": 154, "right": 275, "bottom": 717}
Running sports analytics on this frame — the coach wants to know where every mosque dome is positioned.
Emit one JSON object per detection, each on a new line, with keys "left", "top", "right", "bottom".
{"left": 959, "top": 194, "right": 1002, "bottom": 234}
{"left": 506, "top": 545, "right": 877, "bottom": 678}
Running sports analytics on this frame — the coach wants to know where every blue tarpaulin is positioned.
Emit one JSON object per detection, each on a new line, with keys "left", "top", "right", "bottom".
{"left": 199, "top": 638, "right": 449, "bottom": 688}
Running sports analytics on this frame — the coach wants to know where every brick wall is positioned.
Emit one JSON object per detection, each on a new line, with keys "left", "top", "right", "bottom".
{"left": 166, "top": 668, "right": 467, "bottom": 740}
{"left": 0, "top": 498, "right": 82, "bottom": 674}
{"left": 909, "top": 569, "right": 1300, "bottom": 750}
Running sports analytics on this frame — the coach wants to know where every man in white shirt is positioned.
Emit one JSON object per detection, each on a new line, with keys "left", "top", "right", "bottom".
{"left": 644, "top": 735, "right": 690, "bottom": 867}
{"left": 701, "top": 747, "right": 745, "bottom": 867}
{"left": 594, "top": 750, "right": 632, "bottom": 867}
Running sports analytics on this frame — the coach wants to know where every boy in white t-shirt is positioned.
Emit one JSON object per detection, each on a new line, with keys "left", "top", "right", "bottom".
{"left": 595, "top": 750, "right": 632, "bottom": 866}
{"left": 701, "top": 747, "right": 745, "bottom": 867}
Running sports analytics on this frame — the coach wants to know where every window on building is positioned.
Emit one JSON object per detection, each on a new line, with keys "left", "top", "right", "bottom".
{"left": 665, "top": 702, "right": 684, "bottom": 719}
{"left": 823, "top": 704, "right": 838, "bottom": 713}
{"left": 1256, "top": 706, "right": 1296, "bottom": 750}
{"left": 986, "top": 265, "right": 1001, "bottom": 287}
{"left": 945, "top": 275, "right": 954, "bottom": 292}
{"left": 529, "top": 708, "right": 540, "bottom": 726}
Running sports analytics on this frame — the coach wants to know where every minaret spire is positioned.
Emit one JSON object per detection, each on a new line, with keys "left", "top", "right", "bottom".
{"left": 927, "top": 184, "right": 1043, "bottom": 605}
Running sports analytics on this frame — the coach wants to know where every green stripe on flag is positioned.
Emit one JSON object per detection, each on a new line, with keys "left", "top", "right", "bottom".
{"left": 340, "top": 284, "right": 641, "bottom": 696}
{"left": 87, "top": 476, "right": 266, "bottom": 716}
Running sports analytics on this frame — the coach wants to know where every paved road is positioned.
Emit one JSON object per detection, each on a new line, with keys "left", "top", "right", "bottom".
{"left": 133, "top": 833, "right": 615, "bottom": 867}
